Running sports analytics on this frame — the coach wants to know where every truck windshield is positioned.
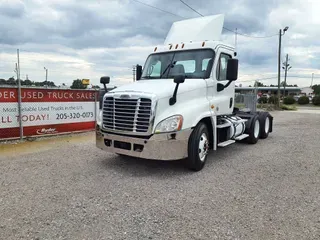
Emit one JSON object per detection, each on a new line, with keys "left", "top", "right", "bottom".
{"left": 141, "top": 49, "right": 215, "bottom": 79}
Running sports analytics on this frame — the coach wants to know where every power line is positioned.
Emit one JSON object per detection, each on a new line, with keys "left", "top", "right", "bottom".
{"left": 177, "top": 0, "right": 277, "bottom": 39}
{"left": 179, "top": 0, "right": 204, "bottom": 17}
{"left": 131, "top": 0, "right": 183, "bottom": 18}
{"left": 225, "top": 28, "right": 278, "bottom": 39}
{"left": 131, "top": 0, "right": 278, "bottom": 39}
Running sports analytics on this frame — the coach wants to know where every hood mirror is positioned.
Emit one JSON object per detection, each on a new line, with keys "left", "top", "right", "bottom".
{"left": 170, "top": 75, "right": 185, "bottom": 106}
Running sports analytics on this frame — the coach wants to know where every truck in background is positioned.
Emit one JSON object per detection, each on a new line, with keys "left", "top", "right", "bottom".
{"left": 96, "top": 14, "right": 273, "bottom": 171}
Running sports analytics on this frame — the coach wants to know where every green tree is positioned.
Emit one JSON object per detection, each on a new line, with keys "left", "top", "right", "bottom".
{"left": 23, "top": 79, "right": 33, "bottom": 86}
{"left": 70, "top": 79, "right": 87, "bottom": 89}
{"left": 7, "top": 77, "right": 16, "bottom": 85}
{"left": 280, "top": 81, "right": 287, "bottom": 87}
{"left": 254, "top": 81, "right": 265, "bottom": 87}
{"left": 312, "top": 84, "right": 320, "bottom": 95}
{"left": 0, "top": 78, "right": 6, "bottom": 85}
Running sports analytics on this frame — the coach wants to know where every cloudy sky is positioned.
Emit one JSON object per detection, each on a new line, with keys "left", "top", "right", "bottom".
{"left": 0, "top": 0, "right": 319, "bottom": 87}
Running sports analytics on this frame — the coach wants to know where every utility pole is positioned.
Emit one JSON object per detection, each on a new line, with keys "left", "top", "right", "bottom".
{"left": 132, "top": 65, "right": 136, "bottom": 82}
{"left": 282, "top": 54, "right": 291, "bottom": 96}
{"left": 311, "top": 73, "right": 314, "bottom": 87}
{"left": 15, "top": 63, "right": 19, "bottom": 80}
{"left": 44, "top": 67, "right": 48, "bottom": 88}
{"left": 277, "top": 26, "right": 289, "bottom": 107}
{"left": 277, "top": 29, "right": 282, "bottom": 107}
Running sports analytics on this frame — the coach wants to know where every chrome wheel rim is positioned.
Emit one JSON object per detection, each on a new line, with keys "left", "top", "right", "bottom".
{"left": 254, "top": 119, "right": 260, "bottom": 138}
{"left": 265, "top": 117, "right": 270, "bottom": 133}
{"left": 198, "top": 133, "right": 209, "bottom": 162}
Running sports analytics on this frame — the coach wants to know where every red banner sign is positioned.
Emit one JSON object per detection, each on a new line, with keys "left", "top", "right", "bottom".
{"left": 0, "top": 88, "right": 99, "bottom": 139}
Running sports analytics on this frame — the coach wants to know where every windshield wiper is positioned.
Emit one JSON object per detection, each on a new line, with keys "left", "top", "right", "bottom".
{"left": 160, "top": 61, "right": 176, "bottom": 78}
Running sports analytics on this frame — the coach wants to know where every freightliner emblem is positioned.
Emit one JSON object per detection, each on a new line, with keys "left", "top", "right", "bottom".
{"left": 120, "top": 94, "right": 131, "bottom": 99}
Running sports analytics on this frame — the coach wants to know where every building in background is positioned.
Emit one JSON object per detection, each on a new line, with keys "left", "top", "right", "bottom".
{"left": 235, "top": 86, "right": 302, "bottom": 96}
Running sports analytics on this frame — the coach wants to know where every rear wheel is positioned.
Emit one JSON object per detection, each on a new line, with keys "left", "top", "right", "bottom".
{"left": 246, "top": 115, "right": 260, "bottom": 144}
{"left": 258, "top": 112, "right": 271, "bottom": 139}
{"left": 186, "top": 122, "right": 210, "bottom": 171}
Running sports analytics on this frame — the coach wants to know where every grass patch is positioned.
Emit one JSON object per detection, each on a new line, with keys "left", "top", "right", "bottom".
{"left": 235, "top": 103, "right": 245, "bottom": 109}
{"left": 281, "top": 104, "right": 297, "bottom": 111}
{"left": 257, "top": 103, "right": 276, "bottom": 111}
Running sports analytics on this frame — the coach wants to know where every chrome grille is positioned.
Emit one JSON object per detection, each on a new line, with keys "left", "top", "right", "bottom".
{"left": 103, "top": 97, "right": 152, "bottom": 133}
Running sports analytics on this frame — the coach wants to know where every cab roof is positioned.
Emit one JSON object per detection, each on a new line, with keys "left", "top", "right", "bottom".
{"left": 152, "top": 40, "right": 235, "bottom": 54}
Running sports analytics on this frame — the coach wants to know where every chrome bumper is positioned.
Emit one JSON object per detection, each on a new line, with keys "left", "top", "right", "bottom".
{"left": 96, "top": 127, "right": 193, "bottom": 160}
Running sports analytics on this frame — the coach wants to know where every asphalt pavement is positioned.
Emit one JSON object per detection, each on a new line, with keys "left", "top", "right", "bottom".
{"left": 0, "top": 111, "right": 319, "bottom": 240}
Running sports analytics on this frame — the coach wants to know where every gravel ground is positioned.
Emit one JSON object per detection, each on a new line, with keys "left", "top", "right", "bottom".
{"left": 0, "top": 111, "right": 319, "bottom": 240}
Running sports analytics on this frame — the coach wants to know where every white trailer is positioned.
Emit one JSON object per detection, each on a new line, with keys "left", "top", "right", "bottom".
{"left": 96, "top": 14, "right": 273, "bottom": 171}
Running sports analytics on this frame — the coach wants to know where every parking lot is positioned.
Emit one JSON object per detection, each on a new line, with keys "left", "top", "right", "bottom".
{"left": 0, "top": 111, "right": 319, "bottom": 240}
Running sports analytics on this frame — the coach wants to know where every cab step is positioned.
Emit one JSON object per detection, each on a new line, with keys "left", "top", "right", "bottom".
{"left": 218, "top": 140, "right": 235, "bottom": 147}
{"left": 235, "top": 133, "right": 249, "bottom": 141}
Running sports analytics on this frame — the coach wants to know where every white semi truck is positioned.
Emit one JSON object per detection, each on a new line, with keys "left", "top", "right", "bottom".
{"left": 96, "top": 14, "right": 273, "bottom": 171}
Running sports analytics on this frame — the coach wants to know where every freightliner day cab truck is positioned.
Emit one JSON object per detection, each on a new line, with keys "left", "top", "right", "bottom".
{"left": 96, "top": 14, "right": 273, "bottom": 171}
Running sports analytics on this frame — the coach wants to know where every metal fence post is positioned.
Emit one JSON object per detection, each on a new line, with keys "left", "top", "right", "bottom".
{"left": 94, "top": 90, "right": 97, "bottom": 127}
{"left": 17, "top": 50, "right": 23, "bottom": 140}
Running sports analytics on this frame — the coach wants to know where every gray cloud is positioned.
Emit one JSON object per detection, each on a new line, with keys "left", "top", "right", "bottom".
{"left": 0, "top": 0, "right": 25, "bottom": 18}
{"left": 0, "top": 0, "right": 319, "bottom": 87}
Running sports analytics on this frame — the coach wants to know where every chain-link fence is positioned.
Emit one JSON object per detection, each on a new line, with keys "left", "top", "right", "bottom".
{"left": 0, "top": 86, "right": 99, "bottom": 141}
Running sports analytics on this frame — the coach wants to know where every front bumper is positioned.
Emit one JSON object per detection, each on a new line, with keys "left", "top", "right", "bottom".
{"left": 96, "top": 126, "right": 193, "bottom": 160}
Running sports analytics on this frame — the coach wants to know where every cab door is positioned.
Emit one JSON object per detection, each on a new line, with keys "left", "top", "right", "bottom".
{"left": 211, "top": 47, "right": 235, "bottom": 115}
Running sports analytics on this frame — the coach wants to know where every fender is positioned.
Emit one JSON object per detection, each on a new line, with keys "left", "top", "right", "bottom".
{"left": 191, "top": 111, "right": 217, "bottom": 151}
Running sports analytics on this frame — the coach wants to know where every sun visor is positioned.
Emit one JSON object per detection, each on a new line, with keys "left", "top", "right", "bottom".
{"left": 164, "top": 14, "right": 225, "bottom": 45}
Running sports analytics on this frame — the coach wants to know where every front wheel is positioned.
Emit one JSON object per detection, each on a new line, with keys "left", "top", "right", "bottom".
{"left": 186, "top": 122, "right": 210, "bottom": 171}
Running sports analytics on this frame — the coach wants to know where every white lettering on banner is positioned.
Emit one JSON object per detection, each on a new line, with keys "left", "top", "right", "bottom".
{"left": 21, "top": 91, "right": 44, "bottom": 99}
{"left": 47, "top": 92, "right": 74, "bottom": 99}
{"left": 0, "top": 91, "right": 15, "bottom": 99}
{"left": 36, "top": 128, "right": 58, "bottom": 135}
{"left": 0, "top": 102, "right": 99, "bottom": 129}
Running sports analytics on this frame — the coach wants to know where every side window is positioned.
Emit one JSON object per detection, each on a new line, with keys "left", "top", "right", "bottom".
{"left": 216, "top": 53, "right": 231, "bottom": 81}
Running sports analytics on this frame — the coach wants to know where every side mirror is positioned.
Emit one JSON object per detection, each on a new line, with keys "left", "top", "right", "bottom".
{"left": 136, "top": 65, "right": 142, "bottom": 81}
{"left": 170, "top": 75, "right": 185, "bottom": 106}
{"left": 226, "top": 58, "right": 238, "bottom": 81}
{"left": 174, "top": 75, "right": 185, "bottom": 84}
{"left": 100, "top": 76, "right": 110, "bottom": 84}
{"left": 100, "top": 76, "right": 110, "bottom": 91}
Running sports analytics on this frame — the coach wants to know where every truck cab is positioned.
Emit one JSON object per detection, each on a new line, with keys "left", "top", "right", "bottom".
{"left": 96, "top": 14, "right": 273, "bottom": 171}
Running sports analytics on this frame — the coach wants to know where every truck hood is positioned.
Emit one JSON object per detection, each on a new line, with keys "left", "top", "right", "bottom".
{"left": 110, "top": 79, "right": 206, "bottom": 99}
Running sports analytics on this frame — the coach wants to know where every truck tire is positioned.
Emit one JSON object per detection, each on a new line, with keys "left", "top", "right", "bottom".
{"left": 258, "top": 112, "right": 271, "bottom": 139}
{"left": 186, "top": 122, "right": 210, "bottom": 171}
{"left": 246, "top": 115, "right": 260, "bottom": 144}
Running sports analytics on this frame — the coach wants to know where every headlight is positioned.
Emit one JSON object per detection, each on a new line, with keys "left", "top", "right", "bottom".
{"left": 97, "top": 110, "right": 103, "bottom": 126}
{"left": 155, "top": 115, "right": 183, "bottom": 133}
